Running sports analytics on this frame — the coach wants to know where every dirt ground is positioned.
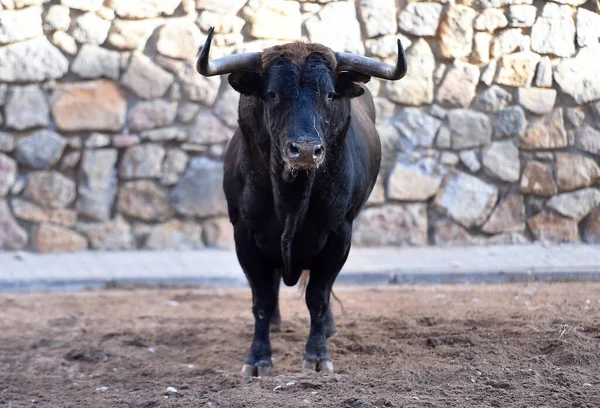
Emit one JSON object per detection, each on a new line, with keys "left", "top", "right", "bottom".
{"left": 1, "top": 282, "right": 599, "bottom": 408}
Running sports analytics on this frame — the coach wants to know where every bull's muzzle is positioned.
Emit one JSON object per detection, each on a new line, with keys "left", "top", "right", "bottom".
{"left": 285, "top": 141, "right": 325, "bottom": 169}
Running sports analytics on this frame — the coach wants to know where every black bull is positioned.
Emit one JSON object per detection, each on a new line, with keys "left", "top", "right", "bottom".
{"left": 196, "top": 28, "right": 408, "bottom": 377}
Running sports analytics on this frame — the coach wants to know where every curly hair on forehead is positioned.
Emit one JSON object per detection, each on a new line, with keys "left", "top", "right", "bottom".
{"left": 260, "top": 42, "right": 337, "bottom": 73}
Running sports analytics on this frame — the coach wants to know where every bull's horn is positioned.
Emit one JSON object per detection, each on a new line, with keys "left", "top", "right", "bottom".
{"left": 335, "top": 39, "right": 408, "bottom": 80}
{"left": 196, "top": 27, "right": 262, "bottom": 76}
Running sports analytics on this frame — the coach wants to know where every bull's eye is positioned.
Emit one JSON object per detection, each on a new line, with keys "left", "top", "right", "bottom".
{"left": 327, "top": 92, "right": 337, "bottom": 100}
{"left": 266, "top": 92, "right": 277, "bottom": 101}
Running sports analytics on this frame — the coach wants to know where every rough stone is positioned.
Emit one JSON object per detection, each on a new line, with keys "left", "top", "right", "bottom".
{"left": 481, "top": 194, "right": 525, "bottom": 234}
{"left": 203, "top": 217, "right": 234, "bottom": 249}
{"left": 51, "top": 30, "right": 77, "bottom": 55}
{"left": 495, "top": 52, "right": 541, "bottom": 88}
{"left": 107, "top": 18, "right": 164, "bottom": 50}
{"left": 556, "top": 153, "right": 600, "bottom": 192}
{"left": 447, "top": 109, "right": 492, "bottom": 150}
{"left": 213, "top": 86, "right": 240, "bottom": 128}
{"left": 0, "top": 37, "right": 69, "bottom": 82}
{"left": 177, "top": 102, "right": 201, "bottom": 124}
{"left": 433, "top": 219, "right": 484, "bottom": 247}
{"left": 11, "top": 198, "right": 76, "bottom": 227}
{"left": 0, "top": 6, "right": 43, "bottom": 44}
{"left": 507, "top": 5, "right": 536, "bottom": 27}
{"left": 534, "top": 56, "right": 553, "bottom": 88}
{"left": 0, "top": 200, "right": 27, "bottom": 250}
{"left": 519, "top": 108, "right": 567, "bottom": 150}
{"left": 119, "top": 144, "right": 165, "bottom": 180}
{"left": 435, "top": 60, "right": 479, "bottom": 108}
{"left": 473, "top": 8, "right": 508, "bottom": 32}
{"left": 117, "top": 180, "right": 173, "bottom": 221}
{"left": 459, "top": 150, "right": 481, "bottom": 173}
{"left": 24, "top": 171, "right": 76, "bottom": 208}
{"left": 520, "top": 161, "right": 557, "bottom": 197}
{"left": 15, "top": 130, "right": 65, "bottom": 170}
{"left": 352, "top": 204, "right": 428, "bottom": 246}
{"left": 170, "top": 157, "right": 227, "bottom": 218}
{"left": 177, "top": 61, "right": 221, "bottom": 105}
{"left": 44, "top": 4, "right": 70, "bottom": 31}
{"left": 51, "top": 80, "right": 127, "bottom": 132}
{"left": 33, "top": 223, "right": 88, "bottom": 253}
{"left": 71, "top": 44, "right": 120, "bottom": 80}
{"left": 245, "top": 0, "right": 302, "bottom": 40}
{"left": 61, "top": 0, "right": 102, "bottom": 11}
{"left": 480, "top": 60, "right": 497, "bottom": 86}
{"left": 547, "top": 188, "right": 600, "bottom": 221}
{"left": 398, "top": 2, "right": 442, "bottom": 37}
{"left": 474, "top": 85, "right": 512, "bottom": 113}
{"left": 197, "top": 10, "right": 245, "bottom": 34}
{"left": 531, "top": 3, "right": 576, "bottom": 58}
{"left": 575, "top": 125, "right": 600, "bottom": 156}
{"left": 187, "top": 111, "right": 233, "bottom": 145}
{"left": 111, "top": 135, "right": 140, "bottom": 149}
{"left": 577, "top": 8, "right": 600, "bottom": 48}
{"left": 392, "top": 108, "right": 441, "bottom": 148}
{"left": 77, "top": 217, "right": 135, "bottom": 250}
{"left": 5, "top": 85, "right": 49, "bottom": 130}
{"left": 518, "top": 88, "right": 556, "bottom": 115}
{"left": 471, "top": 32, "right": 491, "bottom": 64}
{"left": 433, "top": 170, "right": 499, "bottom": 228}
{"left": 196, "top": 0, "right": 246, "bottom": 15}
{"left": 385, "top": 39, "right": 434, "bottom": 106}
{"left": 144, "top": 219, "right": 204, "bottom": 250}
{"left": 71, "top": 12, "right": 111, "bottom": 45}
{"left": 554, "top": 45, "right": 600, "bottom": 105}
{"left": 490, "top": 28, "right": 529, "bottom": 59}
{"left": 365, "top": 34, "right": 412, "bottom": 59}
{"left": 140, "top": 127, "right": 186, "bottom": 142}
{"left": 441, "top": 152, "right": 459, "bottom": 166}
{"left": 156, "top": 20, "right": 203, "bottom": 60}
{"left": 84, "top": 133, "right": 111, "bottom": 149}
{"left": 77, "top": 148, "right": 118, "bottom": 221}
{"left": 527, "top": 212, "right": 579, "bottom": 243}
{"left": 0, "top": 153, "right": 16, "bottom": 196}
{"left": 0, "top": 133, "right": 15, "bottom": 152}
{"left": 583, "top": 207, "right": 600, "bottom": 244}
{"left": 128, "top": 100, "right": 178, "bottom": 132}
{"left": 565, "top": 108, "right": 585, "bottom": 128}
{"left": 113, "top": 0, "right": 181, "bottom": 19}
{"left": 494, "top": 105, "right": 527, "bottom": 139}
{"left": 122, "top": 53, "right": 174, "bottom": 100}
{"left": 356, "top": 0, "right": 397, "bottom": 38}
{"left": 439, "top": 5, "right": 476, "bottom": 60}
{"left": 304, "top": 2, "right": 364, "bottom": 54}
{"left": 387, "top": 161, "right": 443, "bottom": 201}
{"left": 161, "top": 148, "right": 188, "bottom": 186}
{"left": 482, "top": 140, "right": 520, "bottom": 182}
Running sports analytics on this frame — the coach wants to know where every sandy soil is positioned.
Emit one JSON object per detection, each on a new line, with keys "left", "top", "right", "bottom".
{"left": 1, "top": 282, "right": 599, "bottom": 407}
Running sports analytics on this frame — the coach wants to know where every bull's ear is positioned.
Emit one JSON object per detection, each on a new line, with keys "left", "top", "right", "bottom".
{"left": 335, "top": 71, "right": 371, "bottom": 98}
{"left": 228, "top": 71, "right": 262, "bottom": 96}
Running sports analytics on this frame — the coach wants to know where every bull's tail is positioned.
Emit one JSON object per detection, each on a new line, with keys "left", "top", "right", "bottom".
{"left": 296, "top": 270, "right": 344, "bottom": 315}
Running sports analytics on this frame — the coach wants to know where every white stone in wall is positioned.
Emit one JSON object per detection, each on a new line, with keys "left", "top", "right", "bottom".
{"left": 576, "top": 8, "right": 600, "bottom": 48}
{"left": 0, "top": 6, "right": 43, "bottom": 44}
{"left": 304, "top": 1, "right": 364, "bottom": 54}
{"left": 398, "top": 2, "right": 443, "bottom": 37}
{"left": 436, "top": 60, "right": 480, "bottom": 108}
{"left": 71, "top": 12, "right": 111, "bottom": 45}
{"left": 518, "top": 88, "right": 557, "bottom": 115}
{"left": 43, "top": 4, "right": 70, "bottom": 31}
{"left": 121, "top": 53, "right": 174, "bottom": 100}
{"left": 0, "top": 37, "right": 69, "bottom": 82}
{"left": 495, "top": 51, "right": 541, "bottom": 88}
{"left": 196, "top": 0, "right": 247, "bottom": 15}
{"left": 471, "top": 32, "right": 491, "bottom": 64}
{"left": 245, "top": 1, "right": 302, "bottom": 40}
{"left": 156, "top": 20, "right": 204, "bottom": 60}
{"left": 473, "top": 8, "right": 508, "bottom": 32}
{"left": 439, "top": 4, "right": 476, "bottom": 60}
{"left": 481, "top": 140, "right": 520, "bottom": 182}
{"left": 51, "top": 30, "right": 77, "bottom": 55}
{"left": 530, "top": 2, "right": 576, "bottom": 58}
{"left": 5, "top": 85, "right": 49, "bottom": 130}
{"left": 490, "top": 28, "right": 529, "bottom": 58}
{"left": 365, "top": 34, "right": 412, "bottom": 59}
{"left": 71, "top": 44, "right": 120, "bottom": 80}
{"left": 107, "top": 18, "right": 165, "bottom": 50}
{"left": 197, "top": 10, "right": 245, "bottom": 34}
{"left": 534, "top": 56, "right": 553, "bottom": 88}
{"left": 358, "top": 0, "right": 396, "bottom": 38}
{"left": 554, "top": 45, "right": 600, "bottom": 104}
{"left": 507, "top": 5, "right": 536, "bottom": 28}
{"left": 61, "top": 0, "right": 102, "bottom": 12}
{"left": 112, "top": 0, "right": 181, "bottom": 19}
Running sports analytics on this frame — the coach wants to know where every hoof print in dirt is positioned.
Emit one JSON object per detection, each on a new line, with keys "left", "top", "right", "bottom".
{"left": 302, "top": 356, "right": 334, "bottom": 373}
{"left": 241, "top": 361, "right": 272, "bottom": 378}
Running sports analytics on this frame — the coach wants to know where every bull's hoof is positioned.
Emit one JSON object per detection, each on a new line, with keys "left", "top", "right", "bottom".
{"left": 302, "top": 356, "right": 333, "bottom": 373}
{"left": 241, "top": 361, "right": 272, "bottom": 378}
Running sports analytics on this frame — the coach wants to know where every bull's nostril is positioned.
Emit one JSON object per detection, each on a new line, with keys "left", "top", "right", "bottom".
{"left": 289, "top": 144, "right": 300, "bottom": 156}
{"left": 313, "top": 145, "right": 324, "bottom": 158}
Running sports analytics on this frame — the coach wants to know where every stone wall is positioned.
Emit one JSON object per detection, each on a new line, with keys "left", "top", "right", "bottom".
{"left": 0, "top": 0, "right": 599, "bottom": 252}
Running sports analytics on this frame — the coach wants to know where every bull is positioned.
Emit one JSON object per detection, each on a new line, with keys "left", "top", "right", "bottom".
{"left": 196, "top": 27, "right": 407, "bottom": 377}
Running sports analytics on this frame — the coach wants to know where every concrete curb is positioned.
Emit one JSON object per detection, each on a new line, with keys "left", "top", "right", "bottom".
{"left": 1, "top": 244, "right": 599, "bottom": 292}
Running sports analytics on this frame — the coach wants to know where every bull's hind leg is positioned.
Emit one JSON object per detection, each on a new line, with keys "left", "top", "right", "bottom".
{"left": 235, "top": 229, "right": 278, "bottom": 378}
{"left": 302, "top": 222, "right": 351, "bottom": 373}
{"left": 270, "top": 269, "right": 283, "bottom": 333}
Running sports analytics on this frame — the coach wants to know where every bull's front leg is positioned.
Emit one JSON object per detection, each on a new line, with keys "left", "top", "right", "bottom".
{"left": 302, "top": 222, "right": 351, "bottom": 373}
{"left": 235, "top": 228, "right": 279, "bottom": 378}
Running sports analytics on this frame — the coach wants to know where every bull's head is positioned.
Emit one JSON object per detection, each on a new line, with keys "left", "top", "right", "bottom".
{"left": 196, "top": 28, "right": 407, "bottom": 171}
